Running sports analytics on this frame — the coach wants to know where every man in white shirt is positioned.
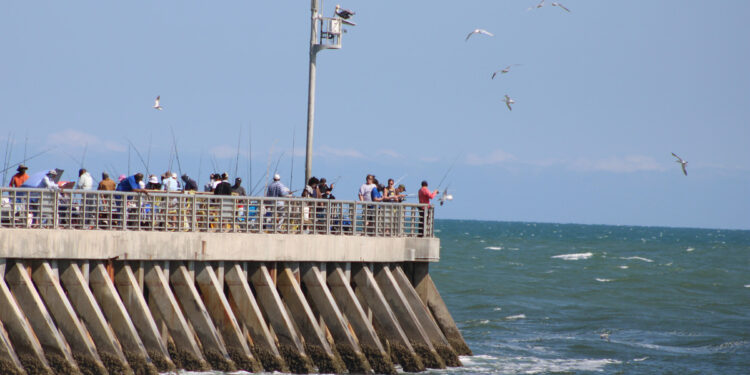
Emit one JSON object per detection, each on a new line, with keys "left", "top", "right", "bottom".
{"left": 39, "top": 170, "right": 60, "bottom": 190}
{"left": 358, "top": 174, "right": 376, "bottom": 201}
{"left": 75, "top": 168, "right": 94, "bottom": 190}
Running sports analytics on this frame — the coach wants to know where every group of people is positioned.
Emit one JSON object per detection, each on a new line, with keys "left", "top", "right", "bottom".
{"left": 265, "top": 174, "right": 336, "bottom": 199}
{"left": 358, "top": 174, "right": 411, "bottom": 203}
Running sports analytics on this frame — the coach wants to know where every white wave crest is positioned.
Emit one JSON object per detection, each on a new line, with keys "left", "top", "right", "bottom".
{"left": 744, "top": 284, "right": 750, "bottom": 288}
{"left": 498, "top": 357, "right": 620, "bottom": 374}
{"left": 620, "top": 256, "right": 654, "bottom": 262}
{"left": 619, "top": 265, "right": 629, "bottom": 269}
{"left": 505, "top": 314, "right": 526, "bottom": 320}
{"left": 552, "top": 252, "right": 593, "bottom": 260}
{"left": 596, "top": 278, "right": 613, "bottom": 282}
{"left": 686, "top": 247, "right": 695, "bottom": 252}
{"left": 485, "top": 246, "right": 504, "bottom": 250}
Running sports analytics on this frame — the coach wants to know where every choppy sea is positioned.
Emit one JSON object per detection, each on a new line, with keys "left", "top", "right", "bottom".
{"left": 177, "top": 220, "right": 750, "bottom": 375}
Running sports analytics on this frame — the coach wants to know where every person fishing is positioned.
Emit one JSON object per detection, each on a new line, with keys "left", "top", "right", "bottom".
{"left": 418, "top": 180, "right": 439, "bottom": 236}
{"left": 9, "top": 164, "right": 29, "bottom": 187}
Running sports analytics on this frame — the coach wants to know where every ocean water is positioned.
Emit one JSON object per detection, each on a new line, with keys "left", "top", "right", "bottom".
{"left": 174, "top": 220, "right": 750, "bottom": 375}
{"left": 429, "top": 220, "right": 750, "bottom": 375}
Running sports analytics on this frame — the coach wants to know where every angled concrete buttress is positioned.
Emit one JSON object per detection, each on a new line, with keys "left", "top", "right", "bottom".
{"left": 326, "top": 264, "right": 396, "bottom": 374}
{"left": 351, "top": 264, "right": 426, "bottom": 372}
{"left": 391, "top": 265, "right": 461, "bottom": 366}
{"left": 373, "top": 264, "right": 446, "bottom": 369}
{"left": 0, "top": 319, "right": 25, "bottom": 375}
{"left": 6, "top": 263, "right": 80, "bottom": 374}
{"left": 195, "top": 264, "right": 261, "bottom": 372}
{"left": 301, "top": 263, "right": 372, "bottom": 373}
{"left": 248, "top": 263, "right": 315, "bottom": 374}
{"left": 32, "top": 262, "right": 109, "bottom": 374}
{"left": 224, "top": 263, "right": 287, "bottom": 373}
{"left": 88, "top": 263, "right": 160, "bottom": 375}
{"left": 276, "top": 266, "right": 347, "bottom": 374}
{"left": 114, "top": 264, "right": 175, "bottom": 372}
{"left": 60, "top": 262, "right": 134, "bottom": 375}
{"left": 410, "top": 262, "right": 472, "bottom": 356}
{"left": 144, "top": 263, "right": 209, "bottom": 371}
{"left": 0, "top": 271, "right": 51, "bottom": 375}
{"left": 170, "top": 265, "right": 237, "bottom": 372}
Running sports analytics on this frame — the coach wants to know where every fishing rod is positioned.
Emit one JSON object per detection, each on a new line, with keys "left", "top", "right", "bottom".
{"left": 435, "top": 155, "right": 460, "bottom": 191}
{"left": 80, "top": 143, "right": 88, "bottom": 170}
{"left": 125, "top": 138, "right": 149, "bottom": 175}
{"left": 263, "top": 140, "right": 278, "bottom": 196}
{"left": 169, "top": 126, "right": 183, "bottom": 178}
{"left": 289, "top": 127, "right": 296, "bottom": 191}
{"left": 2, "top": 132, "right": 14, "bottom": 186}
{"left": 250, "top": 170, "right": 268, "bottom": 196}
{"left": 0, "top": 147, "right": 56, "bottom": 174}
{"left": 145, "top": 133, "right": 152, "bottom": 176}
{"left": 246, "top": 123, "right": 252, "bottom": 195}
{"left": 197, "top": 149, "right": 204, "bottom": 186}
{"left": 394, "top": 174, "right": 407, "bottom": 186}
{"left": 272, "top": 151, "right": 285, "bottom": 175}
{"left": 233, "top": 126, "right": 242, "bottom": 178}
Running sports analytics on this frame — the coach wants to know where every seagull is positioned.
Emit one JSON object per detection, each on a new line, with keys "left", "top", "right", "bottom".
{"left": 335, "top": 5, "right": 355, "bottom": 19}
{"left": 502, "top": 94, "right": 515, "bottom": 111}
{"left": 439, "top": 189, "right": 453, "bottom": 206}
{"left": 671, "top": 152, "right": 688, "bottom": 176}
{"left": 528, "top": 0, "right": 545, "bottom": 11}
{"left": 551, "top": 2, "right": 571, "bottom": 12}
{"left": 465, "top": 29, "right": 494, "bottom": 41}
{"left": 492, "top": 64, "right": 522, "bottom": 79}
{"left": 153, "top": 96, "right": 163, "bottom": 110}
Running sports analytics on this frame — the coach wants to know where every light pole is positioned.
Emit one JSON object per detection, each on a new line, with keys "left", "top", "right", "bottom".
{"left": 304, "top": 0, "right": 349, "bottom": 185}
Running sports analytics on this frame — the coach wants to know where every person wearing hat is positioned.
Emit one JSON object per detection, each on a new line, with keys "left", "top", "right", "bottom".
{"left": 38, "top": 169, "right": 61, "bottom": 190}
{"left": 145, "top": 175, "right": 162, "bottom": 190}
{"left": 213, "top": 173, "right": 233, "bottom": 195}
{"left": 98, "top": 172, "right": 116, "bottom": 191}
{"left": 394, "top": 184, "right": 407, "bottom": 202}
{"left": 9, "top": 164, "right": 29, "bottom": 187}
{"left": 232, "top": 177, "right": 246, "bottom": 196}
{"left": 266, "top": 173, "right": 291, "bottom": 197}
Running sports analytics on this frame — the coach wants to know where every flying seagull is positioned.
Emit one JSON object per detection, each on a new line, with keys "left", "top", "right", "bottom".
{"left": 502, "top": 94, "right": 515, "bottom": 111}
{"left": 671, "top": 152, "right": 688, "bottom": 176}
{"left": 528, "top": 0, "right": 545, "bottom": 11}
{"left": 439, "top": 189, "right": 453, "bottom": 206}
{"left": 153, "top": 96, "right": 162, "bottom": 110}
{"left": 335, "top": 5, "right": 355, "bottom": 19}
{"left": 492, "top": 64, "right": 522, "bottom": 79}
{"left": 465, "top": 29, "right": 494, "bottom": 41}
{"left": 551, "top": 2, "right": 571, "bottom": 12}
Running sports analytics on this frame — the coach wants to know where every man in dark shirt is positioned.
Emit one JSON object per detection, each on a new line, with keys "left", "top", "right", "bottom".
{"left": 214, "top": 173, "right": 233, "bottom": 195}
{"left": 181, "top": 174, "right": 198, "bottom": 191}
{"left": 232, "top": 177, "right": 246, "bottom": 196}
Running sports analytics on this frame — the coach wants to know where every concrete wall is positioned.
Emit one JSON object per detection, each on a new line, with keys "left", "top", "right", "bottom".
{"left": 0, "top": 229, "right": 440, "bottom": 262}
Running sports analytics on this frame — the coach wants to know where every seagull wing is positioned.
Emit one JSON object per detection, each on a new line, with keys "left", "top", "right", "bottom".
{"left": 491, "top": 71, "right": 498, "bottom": 79}
{"left": 506, "top": 100, "right": 512, "bottom": 111}
{"left": 479, "top": 29, "right": 494, "bottom": 37}
{"left": 553, "top": 2, "right": 571, "bottom": 12}
{"left": 681, "top": 163, "right": 687, "bottom": 176}
{"left": 465, "top": 30, "right": 478, "bottom": 41}
{"left": 671, "top": 152, "right": 683, "bottom": 163}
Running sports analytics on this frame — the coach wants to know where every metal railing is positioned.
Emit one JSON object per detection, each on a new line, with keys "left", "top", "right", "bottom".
{"left": 0, "top": 188, "right": 434, "bottom": 237}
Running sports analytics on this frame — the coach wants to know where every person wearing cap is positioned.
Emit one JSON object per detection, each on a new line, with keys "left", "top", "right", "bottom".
{"left": 214, "top": 173, "right": 233, "bottom": 195}
{"left": 9, "top": 164, "right": 29, "bottom": 187}
{"left": 394, "top": 184, "right": 407, "bottom": 202}
{"left": 38, "top": 169, "right": 61, "bottom": 190}
{"left": 145, "top": 175, "right": 162, "bottom": 190}
{"left": 75, "top": 168, "right": 94, "bottom": 190}
{"left": 181, "top": 174, "right": 198, "bottom": 191}
{"left": 232, "top": 177, "right": 246, "bottom": 196}
{"left": 266, "top": 174, "right": 291, "bottom": 197}
{"left": 98, "top": 172, "right": 116, "bottom": 191}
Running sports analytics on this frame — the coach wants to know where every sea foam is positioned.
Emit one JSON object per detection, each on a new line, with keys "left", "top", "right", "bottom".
{"left": 620, "top": 256, "right": 654, "bottom": 262}
{"left": 505, "top": 314, "right": 526, "bottom": 320}
{"left": 485, "top": 246, "right": 504, "bottom": 250}
{"left": 552, "top": 252, "right": 593, "bottom": 260}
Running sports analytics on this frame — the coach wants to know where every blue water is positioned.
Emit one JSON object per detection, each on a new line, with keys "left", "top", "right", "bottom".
{"left": 429, "top": 220, "right": 750, "bottom": 374}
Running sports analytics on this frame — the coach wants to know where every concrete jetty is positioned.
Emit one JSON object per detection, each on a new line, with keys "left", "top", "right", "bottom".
{"left": 0, "top": 188, "right": 470, "bottom": 374}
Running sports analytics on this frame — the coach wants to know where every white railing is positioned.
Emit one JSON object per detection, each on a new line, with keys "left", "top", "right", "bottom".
{"left": 0, "top": 188, "right": 434, "bottom": 237}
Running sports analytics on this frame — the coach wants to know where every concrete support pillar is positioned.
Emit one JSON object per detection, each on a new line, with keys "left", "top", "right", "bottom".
{"left": 5, "top": 263, "right": 80, "bottom": 374}
{"left": 248, "top": 263, "right": 314, "bottom": 374}
{"left": 60, "top": 263, "right": 133, "bottom": 375}
{"left": 170, "top": 265, "right": 236, "bottom": 372}
{"left": 392, "top": 265, "right": 461, "bottom": 366}
{"left": 277, "top": 266, "right": 346, "bottom": 374}
{"left": 89, "top": 263, "right": 160, "bottom": 375}
{"left": 32, "top": 262, "right": 109, "bottom": 374}
{"left": 0, "top": 319, "right": 25, "bottom": 375}
{"left": 411, "top": 263, "right": 472, "bottom": 356}
{"left": 194, "top": 264, "right": 260, "bottom": 372}
{"left": 327, "top": 264, "right": 396, "bottom": 374}
{"left": 351, "top": 263, "right": 425, "bottom": 372}
{"left": 301, "top": 263, "right": 371, "bottom": 373}
{"left": 373, "top": 264, "right": 445, "bottom": 369}
{"left": 114, "top": 264, "right": 175, "bottom": 372}
{"left": 0, "top": 272, "right": 51, "bottom": 375}
{"left": 143, "top": 264, "right": 208, "bottom": 371}
{"left": 224, "top": 264, "right": 287, "bottom": 373}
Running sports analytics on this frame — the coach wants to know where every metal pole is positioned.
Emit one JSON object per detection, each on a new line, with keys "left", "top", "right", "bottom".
{"left": 304, "top": 0, "right": 319, "bottom": 185}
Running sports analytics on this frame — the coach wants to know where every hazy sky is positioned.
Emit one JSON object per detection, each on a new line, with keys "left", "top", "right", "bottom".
{"left": 1, "top": 1, "right": 748, "bottom": 229}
